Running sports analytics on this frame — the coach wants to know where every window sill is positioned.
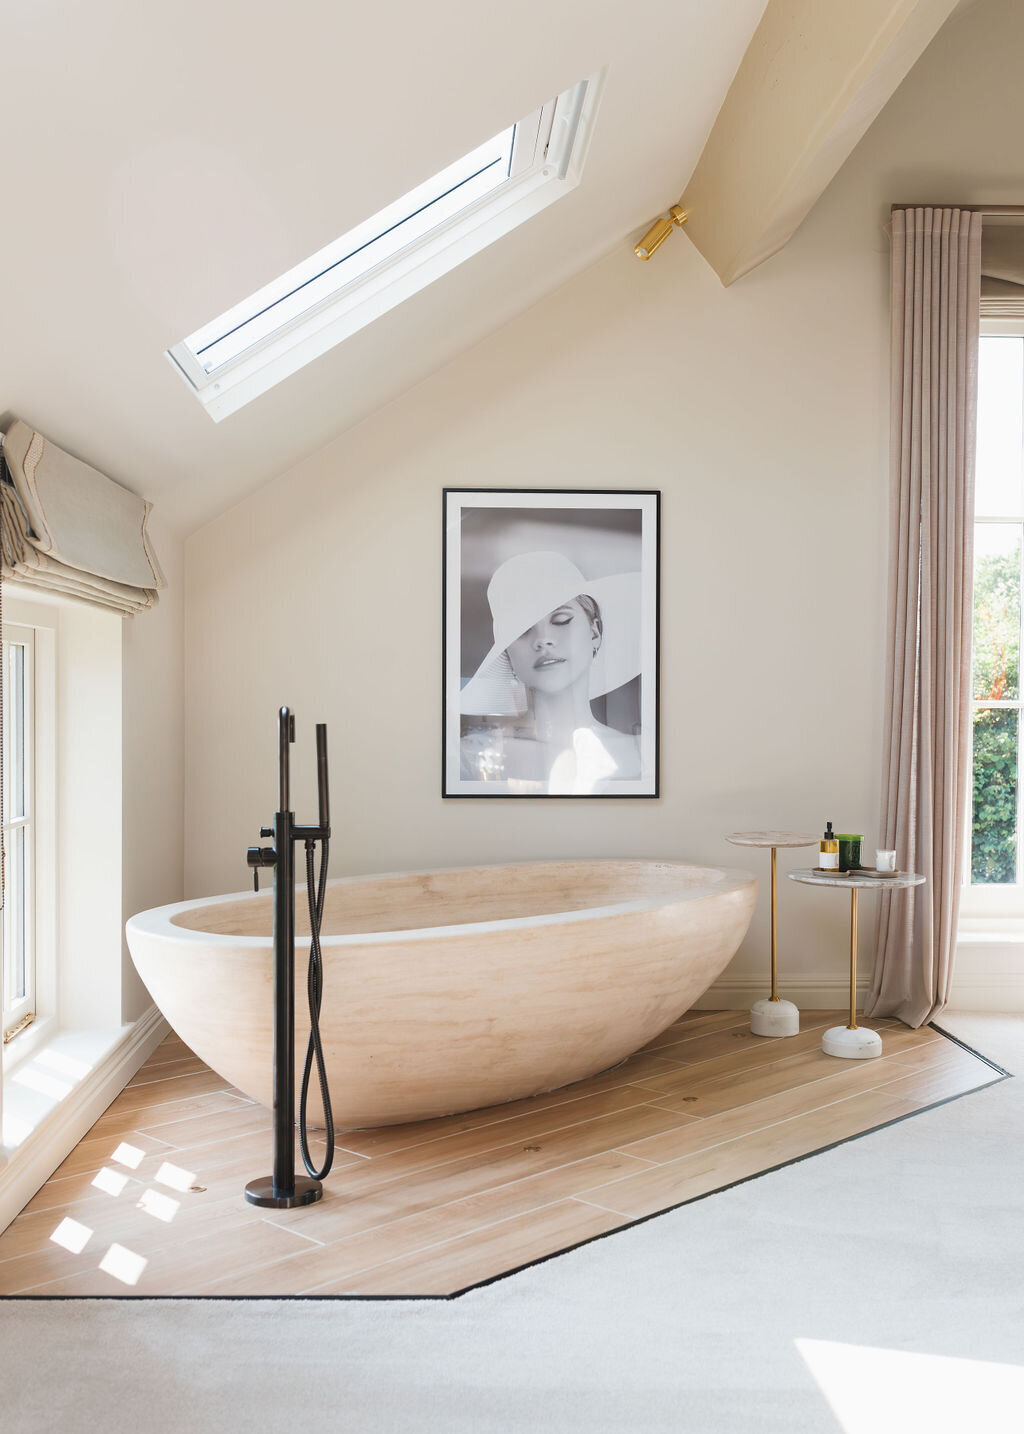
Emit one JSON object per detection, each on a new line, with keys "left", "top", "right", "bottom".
{"left": 3, "top": 1023, "right": 134, "bottom": 1154}
{"left": 0, "top": 1008, "right": 166, "bottom": 1232}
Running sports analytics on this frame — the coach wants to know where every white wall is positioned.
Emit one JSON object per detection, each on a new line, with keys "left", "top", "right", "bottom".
{"left": 123, "top": 517, "right": 184, "bottom": 1021}
{"left": 183, "top": 0, "right": 1024, "bottom": 1001}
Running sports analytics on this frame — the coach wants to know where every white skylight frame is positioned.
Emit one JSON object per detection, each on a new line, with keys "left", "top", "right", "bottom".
{"left": 168, "top": 71, "right": 605, "bottom": 422}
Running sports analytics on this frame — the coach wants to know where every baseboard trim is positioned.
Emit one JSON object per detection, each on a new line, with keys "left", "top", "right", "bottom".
{"left": 0, "top": 1004, "right": 169, "bottom": 1234}
{"left": 944, "top": 978, "right": 1024, "bottom": 1012}
{"left": 694, "top": 974, "right": 871, "bottom": 1010}
{"left": 950, "top": 941, "right": 1024, "bottom": 1011}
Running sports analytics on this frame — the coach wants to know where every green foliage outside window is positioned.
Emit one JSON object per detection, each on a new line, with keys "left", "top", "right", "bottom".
{"left": 972, "top": 541, "right": 1021, "bottom": 883}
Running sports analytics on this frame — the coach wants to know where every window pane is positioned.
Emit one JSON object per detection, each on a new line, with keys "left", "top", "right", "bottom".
{"left": 4, "top": 643, "right": 26, "bottom": 818}
{"left": 3, "top": 824, "right": 26, "bottom": 1004}
{"left": 973, "top": 523, "right": 1020, "bottom": 701}
{"left": 976, "top": 336, "right": 1024, "bottom": 516}
{"left": 972, "top": 707, "right": 1018, "bottom": 883}
{"left": 187, "top": 126, "right": 517, "bottom": 374}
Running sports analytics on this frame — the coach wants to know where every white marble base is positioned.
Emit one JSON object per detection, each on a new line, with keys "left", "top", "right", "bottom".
{"left": 750, "top": 997, "right": 800, "bottom": 1037}
{"left": 822, "top": 1024, "right": 883, "bottom": 1059}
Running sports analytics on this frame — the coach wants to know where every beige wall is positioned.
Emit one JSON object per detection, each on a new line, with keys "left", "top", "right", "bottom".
{"left": 123, "top": 519, "right": 184, "bottom": 1021}
{"left": 183, "top": 0, "right": 1022, "bottom": 998}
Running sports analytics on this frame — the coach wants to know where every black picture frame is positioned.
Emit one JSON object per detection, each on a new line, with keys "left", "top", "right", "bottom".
{"left": 442, "top": 488, "right": 660, "bottom": 798}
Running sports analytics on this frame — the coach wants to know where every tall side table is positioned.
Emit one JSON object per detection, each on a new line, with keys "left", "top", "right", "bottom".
{"left": 727, "top": 831, "right": 819, "bottom": 1037}
{"left": 787, "top": 869, "right": 926, "bottom": 1057}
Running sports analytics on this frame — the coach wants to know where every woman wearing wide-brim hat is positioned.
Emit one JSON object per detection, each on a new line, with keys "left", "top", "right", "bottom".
{"left": 460, "top": 550, "right": 642, "bottom": 791}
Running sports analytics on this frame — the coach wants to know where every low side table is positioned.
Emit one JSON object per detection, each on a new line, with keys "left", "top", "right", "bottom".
{"left": 787, "top": 869, "right": 926, "bottom": 1057}
{"left": 726, "top": 831, "right": 819, "bottom": 1037}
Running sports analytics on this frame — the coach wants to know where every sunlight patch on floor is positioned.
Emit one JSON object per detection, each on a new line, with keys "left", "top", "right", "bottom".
{"left": 796, "top": 1338, "right": 1024, "bottom": 1433}
{"left": 111, "top": 1142, "right": 146, "bottom": 1169}
{"left": 138, "top": 1188, "right": 179, "bottom": 1223}
{"left": 155, "top": 1161, "right": 196, "bottom": 1192}
{"left": 91, "top": 1167, "right": 130, "bottom": 1197}
{"left": 49, "top": 1217, "right": 92, "bottom": 1254}
{"left": 98, "top": 1243, "right": 147, "bottom": 1285}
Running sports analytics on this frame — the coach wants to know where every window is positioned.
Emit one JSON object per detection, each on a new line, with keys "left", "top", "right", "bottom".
{"left": 3, "top": 623, "right": 36, "bottom": 1042}
{"left": 167, "top": 73, "right": 603, "bottom": 421}
{"left": 971, "top": 332, "right": 1024, "bottom": 887}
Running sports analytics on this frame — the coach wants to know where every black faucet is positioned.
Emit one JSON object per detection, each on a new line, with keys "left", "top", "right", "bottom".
{"left": 243, "top": 706, "right": 331, "bottom": 1210}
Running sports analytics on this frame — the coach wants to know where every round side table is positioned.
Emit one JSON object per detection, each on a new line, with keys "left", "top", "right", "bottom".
{"left": 787, "top": 869, "right": 926, "bottom": 1057}
{"left": 726, "top": 831, "right": 819, "bottom": 1037}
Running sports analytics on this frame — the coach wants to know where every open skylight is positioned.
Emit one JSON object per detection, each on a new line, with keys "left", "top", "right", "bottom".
{"left": 168, "top": 73, "right": 604, "bottom": 421}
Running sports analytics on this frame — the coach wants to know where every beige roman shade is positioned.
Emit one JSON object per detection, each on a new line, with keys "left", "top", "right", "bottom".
{"left": 981, "top": 220, "right": 1024, "bottom": 319}
{"left": 0, "top": 419, "right": 164, "bottom": 615}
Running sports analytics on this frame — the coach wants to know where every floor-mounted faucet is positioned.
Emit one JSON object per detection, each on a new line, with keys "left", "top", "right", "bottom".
{"left": 243, "top": 706, "right": 332, "bottom": 1210}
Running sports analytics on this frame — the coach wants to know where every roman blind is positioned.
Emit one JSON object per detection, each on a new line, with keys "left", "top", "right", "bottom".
{"left": 0, "top": 419, "right": 163, "bottom": 615}
{"left": 981, "top": 220, "right": 1024, "bottom": 319}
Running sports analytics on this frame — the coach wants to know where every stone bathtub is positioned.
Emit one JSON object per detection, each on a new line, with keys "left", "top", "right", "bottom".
{"left": 126, "top": 859, "right": 756, "bottom": 1128}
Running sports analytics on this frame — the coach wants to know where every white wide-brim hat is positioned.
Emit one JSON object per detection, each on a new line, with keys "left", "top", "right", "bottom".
{"left": 460, "top": 550, "right": 642, "bottom": 716}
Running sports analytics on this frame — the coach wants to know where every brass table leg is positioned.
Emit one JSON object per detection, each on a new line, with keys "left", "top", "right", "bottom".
{"left": 848, "top": 886, "right": 858, "bottom": 1030}
{"left": 770, "top": 845, "right": 778, "bottom": 1003}
{"left": 822, "top": 883, "right": 880, "bottom": 1058}
{"left": 750, "top": 844, "right": 799, "bottom": 1037}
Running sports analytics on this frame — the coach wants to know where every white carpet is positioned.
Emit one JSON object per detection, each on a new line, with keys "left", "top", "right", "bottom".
{"left": 2, "top": 1012, "right": 1021, "bottom": 1434}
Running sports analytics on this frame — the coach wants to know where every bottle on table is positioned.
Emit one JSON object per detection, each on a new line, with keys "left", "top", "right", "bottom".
{"left": 819, "top": 821, "right": 839, "bottom": 871}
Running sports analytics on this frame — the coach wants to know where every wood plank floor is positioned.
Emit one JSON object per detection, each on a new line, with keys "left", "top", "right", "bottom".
{"left": 0, "top": 1012, "right": 1001, "bottom": 1298}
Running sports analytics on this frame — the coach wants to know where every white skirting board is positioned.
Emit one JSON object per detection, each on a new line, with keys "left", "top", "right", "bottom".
{"left": 949, "top": 936, "right": 1024, "bottom": 1011}
{"left": 0, "top": 1005, "right": 169, "bottom": 1235}
{"left": 694, "top": 974, "right": 871, "bottom": 1010}
{"left": 702, "top": 961, "right": 1024, "bottom": 1013}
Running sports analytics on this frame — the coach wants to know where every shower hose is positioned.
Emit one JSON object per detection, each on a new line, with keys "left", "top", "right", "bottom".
{"left": 298, "top": 837, "right": 335, "bottom": 1180}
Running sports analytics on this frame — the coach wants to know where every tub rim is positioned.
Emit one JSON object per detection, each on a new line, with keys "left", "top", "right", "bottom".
{"left": 126, "top": 857, "right": 757, "bottom": 950}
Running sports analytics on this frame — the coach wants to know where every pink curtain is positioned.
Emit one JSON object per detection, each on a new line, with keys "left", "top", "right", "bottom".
{"left": 867, "top": 207, "right": 982, "bottom": 1028}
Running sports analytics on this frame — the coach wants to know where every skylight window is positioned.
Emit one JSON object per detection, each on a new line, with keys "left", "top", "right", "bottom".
{"left": 168, "top": 73, "right": 603, "bottom": 421}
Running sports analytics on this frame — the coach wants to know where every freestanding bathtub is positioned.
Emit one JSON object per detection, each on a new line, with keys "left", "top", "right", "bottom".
{"left": 126, "top": 859, "right": 756, "bottom": 1128}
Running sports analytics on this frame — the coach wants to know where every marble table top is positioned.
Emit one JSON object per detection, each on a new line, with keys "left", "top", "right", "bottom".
{"left": 726, "top": 831, "right": 820, "bottom": 848}
{"left": 788, "top": 869, "right": 926, "bottom": 890}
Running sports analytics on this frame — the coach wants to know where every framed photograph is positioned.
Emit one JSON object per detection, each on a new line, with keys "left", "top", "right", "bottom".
{"left": 443, "top": 489, "right": 660, "bottom": 797}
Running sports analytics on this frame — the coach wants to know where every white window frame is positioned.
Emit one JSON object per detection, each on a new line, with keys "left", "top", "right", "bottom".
{"left": 963, "top": 320, "right": 1024, "bottom": 922}
{"left": 3, "top": 624, "right": 36, "bottom": 1042}
{"left": 167, "top": 71, "right": 604, "bottom": 422}
{"left": 2, "top": 609, "right": 57, "bottom": 1052}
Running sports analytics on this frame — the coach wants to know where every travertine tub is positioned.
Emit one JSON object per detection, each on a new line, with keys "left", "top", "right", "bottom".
{"left": 126, "top": 859, "right": 756, "bottom": 1128}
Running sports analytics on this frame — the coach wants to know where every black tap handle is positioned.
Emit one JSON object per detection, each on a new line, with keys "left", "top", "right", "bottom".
{"left": 279, "top": 707, "right": 292, "bottom": 813}
{"left": 315, "top": 723, "right": 330, "bottom": 834}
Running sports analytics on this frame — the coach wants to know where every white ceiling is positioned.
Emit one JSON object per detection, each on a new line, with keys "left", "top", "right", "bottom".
{"left": 1, "top": 0, "right": 770, "bottom": 534}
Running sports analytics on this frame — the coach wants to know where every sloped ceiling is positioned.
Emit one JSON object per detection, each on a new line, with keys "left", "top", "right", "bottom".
{"left": 0, "top": 0, "right": 770, "bottom": 534}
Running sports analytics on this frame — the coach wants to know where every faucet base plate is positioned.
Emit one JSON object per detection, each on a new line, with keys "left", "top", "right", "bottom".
{"left": 244, "top": 1175, "right": 323, "bottom": 1209}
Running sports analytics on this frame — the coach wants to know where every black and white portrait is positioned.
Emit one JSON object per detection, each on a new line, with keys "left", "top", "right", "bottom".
{"left": 443, "top": 490, "right": 659, "bottom": 797}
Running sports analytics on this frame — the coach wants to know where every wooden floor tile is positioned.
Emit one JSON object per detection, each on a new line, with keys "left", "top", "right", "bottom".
{"left": 0, "top": 1014, "right": 998, "bottom": 1297}
{"left": 325, "top": 1200, "right": 624, "bottom": 1297}
{"left": 192, "top": 1150, "right": 654, "bottom": 1297}
{"left": 84, "top": 1090, "right": 254, "bottom": 1141}
{"left": 639, "top": 1010, "right": 751, "bottom": 1050}
{"left": 127, "top": 1054, "right": 211, "bottom": 1086}
{"left": 104, "top": 1069, "right": 238, "bottom": 1115}
{"left": 20, "top": 1218, "right": 323, "bottom": 1297}
{"left": 575, "top": 1089, "right": 918, "bottom": 1218}
{"left": 621, "top": 1058, "right": 922, "bottom": 1162}
{"left": 260, "top": 1103, "right": 697, "bottom": 1245}
{"left": 873, "top": 1057, "right": 1001, "bottom": 1106}
{"left": 48, "top": 1129, "right": 177, "bottom": 1183}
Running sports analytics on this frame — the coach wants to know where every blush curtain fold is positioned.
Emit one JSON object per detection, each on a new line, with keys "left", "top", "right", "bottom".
{"left": 867, "top": 207, "right": 982, "bottom": 1028}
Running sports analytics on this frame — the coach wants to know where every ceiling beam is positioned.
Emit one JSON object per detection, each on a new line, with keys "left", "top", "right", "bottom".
{"left": 679, "top": 0, "right": 960, "bottom": 286}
